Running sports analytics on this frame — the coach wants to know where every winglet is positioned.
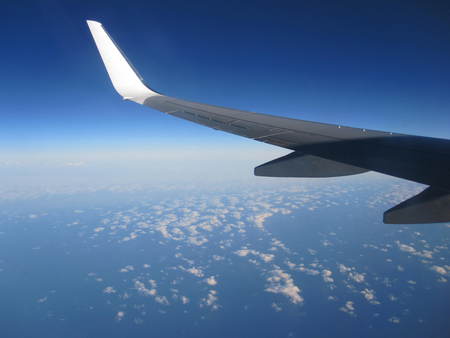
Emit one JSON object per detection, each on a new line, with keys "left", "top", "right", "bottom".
{"left": 86, "top": 20, "right": 158, "bottom": 104}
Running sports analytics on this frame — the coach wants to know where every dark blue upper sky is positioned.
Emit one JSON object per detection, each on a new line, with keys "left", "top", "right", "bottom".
{"left": 2, "top": 0, "right": 450, "bottom": 152}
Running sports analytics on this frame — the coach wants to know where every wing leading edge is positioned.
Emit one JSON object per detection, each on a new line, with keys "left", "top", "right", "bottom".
{"left": 86, "top": 20, "right": 450, "bottom": 224}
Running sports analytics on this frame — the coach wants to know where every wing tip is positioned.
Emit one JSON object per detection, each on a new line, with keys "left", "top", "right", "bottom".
{"left": 86, "top": 19, "right": 158, "bottom": 104}
{"left": 86, "top": 20, "right": 102, "bottom": 26}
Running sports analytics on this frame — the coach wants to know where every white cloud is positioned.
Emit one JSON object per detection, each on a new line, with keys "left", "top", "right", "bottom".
{"left": 205, "top": 276, "right": 218, "bottom": 286}
{"left": 361, "top": 289, "right": 379, "bottom": 304}
{"left": 271, "top": 303, "right": 282, "bottom": 312}
{"left": 265, "top": 269, "right": 303, "bottom": 304}
{"left": 338, "top": 264, "right": 351, "bottom": 273}
{"left": 388, "top": 316, "right": 400, "bottom": 324}
{"left": 298, "top": 265, "right": 320, "bottom": 276}
{"left": 431, "top": 265, "right": 447, "bottom": 275}
{"left": 212, "top": 255, "right": 224, "bottom": 261}
{"left": 395, "top": 241, "right": 433, "bottom": 259}
{"left": 259, "top": 253, "right": 275, "bottom": 263}
{"left": 115, "top": 311, "right": 125, "bottom": 321}
{"left": 322, "top": 269, "right": 334, "bottom": 283}
{"left": 187, "top": 236, "right": 208, "bottom": 246}
{"left": 155, "top": 295, "right": 169, "bottom": 305}
{"left": 340, "top": 301, "right": 356, "bottom": 316}
{"left": 349, "top": 272, "right": 365, "bottom": 283}
{"left": 184, "top": 267, "right": 204, "bottom": 278}
{"left": 103, "top": 286, "right": 116, "bottom": 294}
{"left": 201, "top": 290, "right": 219, "bottom": 310}
{"left": 234, "top": 249, "right": 274, "bottom": 263}
{"left": 119, "top": 265, "right": 134, "bottom": 273}
{"left": 134, "top": 280, "right": 156, "bottom": 297}
{"left": 235, "top": 249, "right": 250, "bottom": 257}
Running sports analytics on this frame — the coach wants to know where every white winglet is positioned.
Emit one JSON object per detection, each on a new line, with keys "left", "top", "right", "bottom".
{"left": 86, "top": 20, "right": 158, "bottom": 104}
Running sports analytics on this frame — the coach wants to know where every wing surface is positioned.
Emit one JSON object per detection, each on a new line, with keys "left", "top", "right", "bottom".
{"left": 87, "top": 20, "right": 450, "bottom": 224}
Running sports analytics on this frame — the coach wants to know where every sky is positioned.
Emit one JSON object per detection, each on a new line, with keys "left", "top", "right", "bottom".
{"left": 1, "top": 0, "right": 450, "bottom": 184}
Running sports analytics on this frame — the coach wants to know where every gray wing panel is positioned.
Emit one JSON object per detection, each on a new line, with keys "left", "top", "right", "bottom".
{"left": 144, "top": 95, "right": 397, "bottom": 149}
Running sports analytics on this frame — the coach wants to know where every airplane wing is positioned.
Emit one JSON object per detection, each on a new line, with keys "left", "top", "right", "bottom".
{"left": 86, "top": 20, "right": 450, "bottom": 224}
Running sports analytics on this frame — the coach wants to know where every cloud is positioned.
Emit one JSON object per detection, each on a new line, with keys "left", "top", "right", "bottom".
{"left": 340, "top": 301, "right": 356, "bottom": 316}
{"left": 234, "top": 248, "right": 274, "bottom": 263}
{"left": 183, "top": 267, "right": 204, "bottom": 278}
{"left": 201, "top": 290, "right": 219, "bottom": 310}
{"left": 348, "top": 272, "right": 365, "bottom": 283}
{"left": 115, "top": 311, "right": 125, "bottom": 321}
{"left": 430, "top": 265, "right": 447, "bottom": 275}
{"left": 271, "top": 303, "right": 282, "bottom": 312}
{"left": 338, "top": 264, "right": 352, "bottom": 273}
{"left": 103, "top": 286, "right": 117, "bottom": 294}
{"left": 337, "top": 264, "right": 366, "bottom": 284}
{"left": 322, "top": 269, "right": 334, "bottom": 283}
{"left": 235, "top": 249, "right": 251, "bottom": 257}
{"left": 253, "top": 212, "right": 273, "bottom": 229}
{"left": 205, "top": 276, "right": 218, "bottom": 286}
{"left": 259, "top": 253, "right": 275, "bottom": 263}
{"left": 361, "top": 289, "right": 380, "bottom": 304}
{"left": 134, "top": 280, "right": 156, "bottom": 297}
{"left": 395, "top": 241, "right": 433, "bottom": 259}
{"left": 119, "top": 265, "right": 134, "bottom": 273}
{"left": 155, "top": 295, "right": 170, "bottom": 305}
{"left": 265, "top": 268, "right": 303, "bottom": 304}
{"left": 187, "top": 236, "right": 208, "bottom": 246}
{"left": 388, "top": 316, "right": 400, "bottom": 324}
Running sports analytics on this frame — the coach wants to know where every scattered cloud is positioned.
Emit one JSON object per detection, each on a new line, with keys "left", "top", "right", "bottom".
{"left": 322, "top": 269, "right": 334, "bottom": 283}
{"left": 271, "top": 303, "right": 282, "bottom": 312}
{"left": 201, "top": 290, "right": 219, "bottom": 310}
{"left": 103, "top": 286, "right": 117, "bottom": 294}
{"left": 430, "top": 265, "right": 447, "bottom": 275}
{"left": 361, "top": 289, "right": 379, "bottom": 305}
{"left": 265, "top": 268, "right": 303, "bottom": 304}
{"left": 115, "top": 311, "right": 125, "bottom": 321}
{"left": 340, "top": 301, "right": 356, "bottom": 316}
{"left": 205, "top": 276, "right": 218, "bottom": 286}
{"left": 388, "top": 316, "right": 400, "bottom": 324}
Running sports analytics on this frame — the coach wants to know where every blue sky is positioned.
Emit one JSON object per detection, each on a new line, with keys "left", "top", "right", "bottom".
{"left": 1, "top": 0, "right": 450, "bottom": 181}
